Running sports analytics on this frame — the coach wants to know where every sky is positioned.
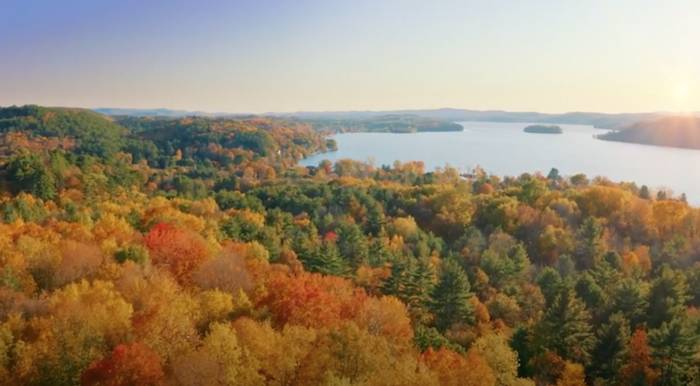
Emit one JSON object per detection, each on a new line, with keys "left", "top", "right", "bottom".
{"left": 1, "top": 0, "right": 699, "bottom": 114}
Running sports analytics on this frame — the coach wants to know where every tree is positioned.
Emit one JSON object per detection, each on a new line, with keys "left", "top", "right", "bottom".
{"left": 403, "top": 259, "right": 435, "bottom": 323}
{"left": 382, "top": 258, "right": 411, "bottom": 299}
{"left": 555, "top": 362, "right": 586, "bottom": 386}
{"left": 260, "top": 271, "right": 365, "bottom": 329}
{"left": 6, "top": 152, "right": 57, "bottom": 200}
{"left": 639, "top": 185, "right": 651, "bottom": 199}
{"left": 23, "top": 280, "right": 134, "bottom": 385}
{"left": 480, "top": 234, "right": 530, "bottom": 291}
{"left": 510, "top": 327, "right": 534, "bottom": 378}
{"left": 649, "top": 318, "right": 698, "bottom": 386}
{"left": 610, "top": 278, "right": 649, "bottom": 329}
{"left": 143, "top": 222, "right": 211, "bottom": 284}
{"left": 618, "top": 329, "right": 659, "bottom": 386}
{"left": 647, "top": 266, "right": 689, "bottom": 329}
{"left": 413, "top": 325, "right": 454, "bottom": 352}
{"left": 336, "top": 221, "right": 369, "bottom": 266}
{"left": 171, "top": 323, "right": 263, "bottom": 386}
{"left": 589, "top": 313, "right": 630, "bottom": 382}
{"left": 294, "top": 322, "right": 434, "bottom": 385}
{"left": 193, "top": 245, "right": 252, "bottom": 295}
{"left": 536, "top": 287, "right": 596, "bottom": 366}
{"left": 531, "top": 351, "right": 566, "bottom": 385}
{"left": 114, "top": 245, "right": 149, "bottom": 265}
{"left": 547, "top": 168, "right": 560, "bottom": 181}
{"left": 421, "top": 348, "right": 496, "bottom": 386}
{"left": 81, "top": 343, "right": 165, "bottom": 386}
{"left": 574, "top": 272, "right": 607, "bottom": 312}
{"left": 472, "top": 333, "right": 525, "bottom": 386}
{"left": 232, "top": 317, "right": 316, "bottom": 386}
{"left": 356, "top": 296, "right": 414, "bottom": 346}
{"left": 303, "top": 239, "right": 350, "bottom": 276}
{"left": 536, "top": 267, "right": 563, "bottom": 307}
{"left": 574, "top": 217, "right": 606, "bottom": 269}
{"left": 537, "top": 226, "right": 574, "bottom": 266}
{"left": 431, "top": 260, "right": 475, "bottom": 331}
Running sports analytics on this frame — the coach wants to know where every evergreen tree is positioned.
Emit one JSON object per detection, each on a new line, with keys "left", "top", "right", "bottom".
{"left": 404, "top": 258, "right": 435, "bottom": 323}
{"left": 336, "top": 221, "right": 369, "bottom": 266}
{"left": 536, "top": 267, "right": 563, "bottom": 307}
{"left": 649, "top": 317, "right": 699, "bottom": 386}
{"left": 365, "top": 202, "right": 385, "bottom": 236}
{"left": 480, "top": 242, "right": 529, "bottom": 291}
{"left": 575, "top": 272, "right": 607, "bottom": 313}
{"left": 305, "top": 240, "right": 350, "bottom": 276}
{"left": 590, "top": 253, "right": 622, "bottom": 293}
{"left": 431, "top": 259, "right": 474, "bottom": 331}
{"left": 368, "top": 236, "right": 393, "bottom": 266}
{"left": 610, "top": 278, "right": 648, "bottom": 329}
{"left": 536, "top": 287, "right": 596, "bottom": 366}
{"left": 575, "top": 217, "right": 605, "bottom": 269}
{"left": 510, "top": 327, "right": 535, "bottom": 378}
{"left": 547, "top": 167, "right": 560, "bottom": 181}
{"left": 589, "top": 313, "right": 630, "bottom": 382}
{"left": 413, "top": 325, "right": 459, "bottom": 352}
{"left": 382, "top": 258, "right": 411, "bottom": 299}
{"left": 647, "top": 265, "right": 689, "bottom": 328}
{"left": 639, "top": 185, "right": 651, "bottom": 199}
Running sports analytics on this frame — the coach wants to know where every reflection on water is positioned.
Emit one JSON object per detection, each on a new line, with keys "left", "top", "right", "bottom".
{"left": 301, "top": 121, "right": 700, "bottom": 204}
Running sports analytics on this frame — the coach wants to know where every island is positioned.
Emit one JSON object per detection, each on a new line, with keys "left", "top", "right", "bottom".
{"left": 523, "top": 124, "right": 563, "bottom": 134}
{"left": 598, "top": 116, "right": 700, "bottom": 150}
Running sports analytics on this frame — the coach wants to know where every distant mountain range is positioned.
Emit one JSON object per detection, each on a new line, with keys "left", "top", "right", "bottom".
{"left": 94, "top": 107, "right": 698, "bottom": 130}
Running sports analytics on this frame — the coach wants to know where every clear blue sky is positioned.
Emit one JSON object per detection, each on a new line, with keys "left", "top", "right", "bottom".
{"left": 1, "top": 0, "right": 698, "bottom": 113}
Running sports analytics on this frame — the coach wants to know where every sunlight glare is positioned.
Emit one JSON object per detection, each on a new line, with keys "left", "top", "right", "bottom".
{"left": 672, "top": 82, "right": 692, "bottom": 113}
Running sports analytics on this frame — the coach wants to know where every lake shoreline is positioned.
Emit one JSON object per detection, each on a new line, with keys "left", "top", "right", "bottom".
{"left": 301, "top": 121, "right": 700, "bottom": 204}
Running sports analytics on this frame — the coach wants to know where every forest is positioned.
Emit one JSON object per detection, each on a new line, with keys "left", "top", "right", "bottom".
{"left": 289, "top": 114, "right": 463, "bottom": 134}
{"left": 0, "top": 105, "right": 698, "bottom": 385}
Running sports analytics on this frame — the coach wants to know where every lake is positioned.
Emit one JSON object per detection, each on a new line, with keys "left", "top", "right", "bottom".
{"left": 300, "top": 121, "right": 700, "bottom": 204}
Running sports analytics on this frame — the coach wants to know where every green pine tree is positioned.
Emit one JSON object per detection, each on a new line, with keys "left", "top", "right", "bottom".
{"left": 536, "top": 287, "right": 596, "bottom": 366}
{"left": 610, "top": 278, "right": 648, "bottom": 329}
{"left": 589, "top": 312, "right": 630, "bottom": 382}
{"left": 575, "top": 272, "right": 607, "bottom": 312}
{"left": 649, "top": 317, "right": 699, "bottom": 386}
{"left": 337, "top": 222, "right": 369, "bottom": 266}
{"left": 647, "top": 265, "right": 689, "bottom": 328}
{"left": 431, "top": 259, "right": 474, "bottom": 331}
{"left": 382, "top": 258, "right": 411, "bottom": 298}
{"left": 306, "top": 240, "right": 350, "bottom": 276}
{"left": 404, "top": 258, "right": 435, "bottom": 324}
{"left": 510, "top": 327, "right": 535, "bottom": 378}
{"left": 575, "top": 217, "right": 606, "bottom": 269}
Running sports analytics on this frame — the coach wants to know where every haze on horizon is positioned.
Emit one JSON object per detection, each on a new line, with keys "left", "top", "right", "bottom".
{"left": 1, "top": 0, "right": 698, "bottom": 114}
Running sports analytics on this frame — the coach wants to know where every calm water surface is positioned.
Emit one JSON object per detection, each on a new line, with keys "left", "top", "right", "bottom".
{"left": 301, "top": 121, "right": 700, "bottom": 204}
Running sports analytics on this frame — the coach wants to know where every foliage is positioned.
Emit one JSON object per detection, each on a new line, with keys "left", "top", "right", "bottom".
{"left": 0, "top": 105, "right": 697, "bottom": 384}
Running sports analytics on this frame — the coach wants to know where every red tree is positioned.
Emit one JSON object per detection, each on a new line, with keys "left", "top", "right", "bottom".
{"left": 618, "top": 329, "right": 659, "bottom": 386}
{"left": 143, "top": 222, "right": 210, "bottom": 284}
{"left": 260, "top": 271, "right": 367, "bottom": 328}
{"left": 81, "top": 342, "right": 165, "bottom": 386}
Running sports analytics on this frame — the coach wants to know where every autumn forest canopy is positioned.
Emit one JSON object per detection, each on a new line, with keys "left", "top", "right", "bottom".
{"left": 0, "top": 105, "right": 699, "bottom": 385}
